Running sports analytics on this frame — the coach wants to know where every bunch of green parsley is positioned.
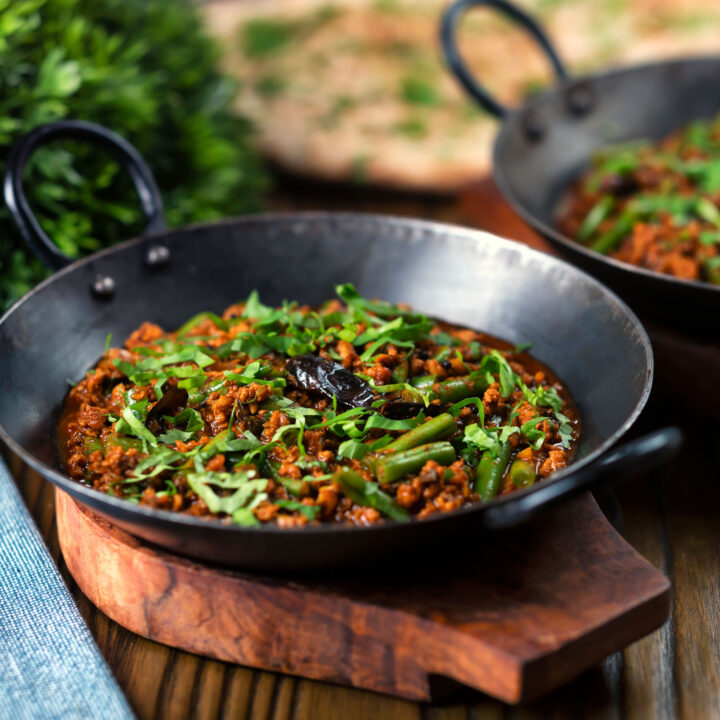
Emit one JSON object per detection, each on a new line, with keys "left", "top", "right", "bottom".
{"left": 0, "top": 0, "right": 267, "bottom": 310}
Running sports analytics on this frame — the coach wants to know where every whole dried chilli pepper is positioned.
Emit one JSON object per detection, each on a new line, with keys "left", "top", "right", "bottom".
{"left": 287, "top": 354, "right": 374, "bottom": 409}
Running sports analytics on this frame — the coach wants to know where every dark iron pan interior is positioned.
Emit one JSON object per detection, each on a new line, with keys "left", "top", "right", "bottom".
{"left": 0, "top": 121, "right": 679, "bottom": 572}
{"left": 441, "top": 0, "right": 720, "bottom": 330}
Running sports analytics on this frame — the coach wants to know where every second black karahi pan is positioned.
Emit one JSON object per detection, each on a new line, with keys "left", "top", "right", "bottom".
{"left": 0, "top": 120, "right": 680, "bottom": 572}
{"left": 441, "top": 0, "right": 720, "bottom": 330}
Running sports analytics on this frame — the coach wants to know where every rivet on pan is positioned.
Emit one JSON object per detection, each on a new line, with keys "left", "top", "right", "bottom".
{"left": 522, "top": 109, "right": 545, "bottom": 142}
{"left": 90, "top": 275, "right": 115, "bottom": 299}
{"left": 567, "top": 83, "right": 595, "bottom": 116}
{"left": 145, "top": 244, "right": 170, "bottom": 268}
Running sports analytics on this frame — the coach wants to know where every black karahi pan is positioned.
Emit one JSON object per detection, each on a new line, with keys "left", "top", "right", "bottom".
{"left": 441, "top": 0, "right": 720, "bottom": 329}
{"left": 0, "top": 120, "right": 680, "bottom": 572}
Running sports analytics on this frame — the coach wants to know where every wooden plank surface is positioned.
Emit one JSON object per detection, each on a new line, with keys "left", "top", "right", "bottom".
{"left": 54, "top": 487, "right": 669, "bottom": 704}
{"left": 5, "top": 178, "right": 720, "bottom": 718}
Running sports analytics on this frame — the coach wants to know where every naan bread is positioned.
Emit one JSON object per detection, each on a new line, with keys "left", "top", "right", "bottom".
{"left": 205, "top": 0, "right": 720, "bottom": 193}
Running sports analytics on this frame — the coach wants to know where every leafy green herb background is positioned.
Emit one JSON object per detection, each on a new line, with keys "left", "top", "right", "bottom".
{"left": 0, "top": 0, "right": 268, "bottom": 310}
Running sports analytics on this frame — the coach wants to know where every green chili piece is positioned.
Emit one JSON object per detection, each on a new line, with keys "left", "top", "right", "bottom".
{"left": 382, "top": 412, "right": 456, "bottom": 454}
{"left": 373, "top": 441, "right": 456, "bottom": 484}
{"left": 83, "top": 437, "right": 104, "bottom": 455}
{"left": 509, "top": 459, "right": 536, "bottom": 489}
{"left": 105, "top": 434, "right": 142, "bottom": 453}
{"left": 475, "top": 442, "right": 512, "bottom": 501}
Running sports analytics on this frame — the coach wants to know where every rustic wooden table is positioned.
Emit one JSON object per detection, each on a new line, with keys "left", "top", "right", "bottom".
{"left": 6, "top": 179, "right": 719, "bottom": 719}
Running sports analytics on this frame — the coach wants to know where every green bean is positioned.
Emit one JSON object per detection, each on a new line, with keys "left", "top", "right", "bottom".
{"left": 427, "top": 375, "right": 489, "bottom": 404}
{"left": 410, "top": 374, "right": 435, "bottom": 390}
{"left": 333, "top": 469, "right": 409, "bottom": 522}
{"left": 373, "top": 442, "right": 456, "bottom": 484}
{"left": 382, "top": 413, "right": 456, "bottom": 454}
{"left": 475, "top": 442, "right": 512, "bottom": 501}
{"left": 509, "top": 459, "right": 536, "bottom": 489}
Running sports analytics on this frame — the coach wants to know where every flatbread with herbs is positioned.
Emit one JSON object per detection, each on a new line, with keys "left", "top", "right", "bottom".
{"left": 205, "top": 0, "right": 720, "bottom": 193}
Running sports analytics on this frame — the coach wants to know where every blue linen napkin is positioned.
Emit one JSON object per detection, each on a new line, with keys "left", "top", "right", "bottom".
{"left": 0, "top": 456, "right": 134, "bottom": 720}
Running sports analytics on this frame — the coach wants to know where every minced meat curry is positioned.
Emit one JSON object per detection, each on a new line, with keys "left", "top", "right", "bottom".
{"left": 559, "top": 114, "right": 720, "bottom": 284}
{"left": 59, "top": 284, "right": 579, "bottom": 527}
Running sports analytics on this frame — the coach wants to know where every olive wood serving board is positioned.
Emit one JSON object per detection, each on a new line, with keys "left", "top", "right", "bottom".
{"left": 56, "top": 489, "right": 669, "bottom": 704}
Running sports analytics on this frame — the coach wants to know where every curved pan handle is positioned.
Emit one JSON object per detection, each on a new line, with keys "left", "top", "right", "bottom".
{"left": 482, "top": 427, "right": 683, "bottom": 529}
{"left": 3, "top": 120, "right": 166, "bottom": 271}
{"left": 440, "top": 0, "right": 568, "bottom": 119}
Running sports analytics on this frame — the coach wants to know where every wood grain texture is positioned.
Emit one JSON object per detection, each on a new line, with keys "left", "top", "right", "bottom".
{"left": 5, "top": 176, "right": 720, "bottom": 719}
{"left": 55, "top": 488, "right": 669, "bottom": 704}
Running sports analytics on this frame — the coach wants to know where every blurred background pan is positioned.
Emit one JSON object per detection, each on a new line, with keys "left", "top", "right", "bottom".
{"left": 441, "top": 0, "right": 720, "bottom": 330}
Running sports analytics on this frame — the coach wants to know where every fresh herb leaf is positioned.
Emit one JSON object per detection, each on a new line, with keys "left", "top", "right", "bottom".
{"left": 463, "top": 423, "right": 500, "bottom": 454}
{"left": 401, "top": 77, "right": 439, "bottom": 106}
{"left": 448, "top": 397, "right": 484, "bottom": 422}
{"left": 243, "top": 290, "right": 274, "bottom": 319}
{"left": 157, "top": 407, "right": 204, "bottom": 444}
{"left": 520, "top": 417, "right": 551, "bottom": 450}
{"left": 187, "top": 467, "right": 268, "bottom": 515}
{"left": 176, "top": 311, "right": 230, "bottom": 336}
{"left": 480, "top": 350, "right": 517, "bottom": 398}
{"left": 555, "top": 411, "right": 575, "bottom": 449}
{"left": 337, "top": 439, "right": 370, "bottom": 460}
{"left": 275, "top": 499, "right": 320, "bottom": 520}
{"left": 129, "top": 447, "right": 186, "bottom": 482}
{"left": 527, "top": 385, "right": 564, "bottom": 413}
{"left": 114, "top": 400, "right": 157, "bottom": 452}
{"left": 364, "top": 413, "right": 425, "bottom": 432}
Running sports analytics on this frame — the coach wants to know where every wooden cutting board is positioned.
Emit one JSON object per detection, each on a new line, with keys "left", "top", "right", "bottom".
{"left": 56, "top": 489, "right": 669, "bottom": 704}
{"left": 54, "top": 177, "right": 674, "bottom": 704}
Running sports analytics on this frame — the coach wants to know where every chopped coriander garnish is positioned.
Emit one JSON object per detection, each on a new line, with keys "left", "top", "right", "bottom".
{"left": 63, "top": 284, "right": 578, "bottom": 527}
